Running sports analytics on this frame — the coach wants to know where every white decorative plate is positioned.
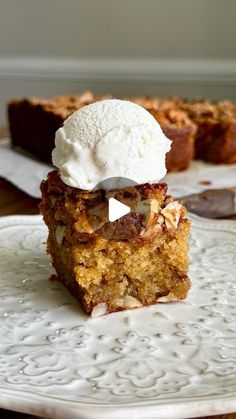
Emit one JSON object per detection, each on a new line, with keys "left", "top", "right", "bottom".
{"left": 0, "top": 215, "right": 236, "bottom": 419}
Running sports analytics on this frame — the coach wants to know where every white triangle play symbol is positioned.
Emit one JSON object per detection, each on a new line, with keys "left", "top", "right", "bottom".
{"left": 108, "top": 198, "right": 131, "bottom": 222}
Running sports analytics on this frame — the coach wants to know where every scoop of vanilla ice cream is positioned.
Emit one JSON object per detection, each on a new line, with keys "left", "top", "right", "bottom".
{"left": 52, "top": 99, "right": 172, "bottom": 190}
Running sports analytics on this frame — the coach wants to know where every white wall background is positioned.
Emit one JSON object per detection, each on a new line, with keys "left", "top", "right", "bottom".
{"left": 1, "top": 0, "right": 236, "bottom": 125}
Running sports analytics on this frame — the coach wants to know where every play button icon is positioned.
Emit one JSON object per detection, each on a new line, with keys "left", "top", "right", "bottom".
{"left": 84, "top": 176, "right": 151, "bottom": 241}
{"left": 108, "top": 198, "right": 131, "bottom": 222}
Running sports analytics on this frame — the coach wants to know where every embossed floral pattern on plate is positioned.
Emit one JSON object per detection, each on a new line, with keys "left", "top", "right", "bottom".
{"left": 0, "top": 215, "right": 236, "bottom": 419}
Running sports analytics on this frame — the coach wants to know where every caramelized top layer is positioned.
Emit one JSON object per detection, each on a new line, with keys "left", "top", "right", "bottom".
{"left": 40, "top": 170, "right": 186, "bottom": 242}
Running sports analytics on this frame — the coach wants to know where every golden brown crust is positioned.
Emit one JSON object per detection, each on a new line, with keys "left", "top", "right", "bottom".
{"left": 40, "top": 170, "right": 191, "bottom": 315}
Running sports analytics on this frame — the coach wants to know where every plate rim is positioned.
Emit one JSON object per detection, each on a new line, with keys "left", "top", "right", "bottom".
{"left": 1, "top": 386, "right": 236, "bottom": 419}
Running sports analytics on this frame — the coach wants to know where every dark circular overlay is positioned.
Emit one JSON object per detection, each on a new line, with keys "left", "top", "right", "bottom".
{"left": 85, "top": 177, "right": 152, "bottom": 241}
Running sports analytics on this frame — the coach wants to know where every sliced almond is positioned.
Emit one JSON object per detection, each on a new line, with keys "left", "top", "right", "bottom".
{"left": 75, "top": 214, "right": 94, "bottom": 234}
{"left": 157, "top": 214, "right": 165, "bottom": 225}
{"left": 161, "top": 201, "right": 182, "bottom": 230}
{"left": 91, "top": 303, "right": 108, "bottom": 318}
{"left": 137, "top": 198, "right": 160, "bottom": 224}
{"left": 157, "top": 293, "right": 179, "bottom": 303}
{"left": 150, "top": 199, "right": 161, "bottom": 214}
{"left": 55, "top": 225, "right": 66, "bottom": 245}
{"left": 140, "top": 224, "right": 162, "bottom": 238}
{"left": 123, "top": 295, "right": 143, "bottom": 308}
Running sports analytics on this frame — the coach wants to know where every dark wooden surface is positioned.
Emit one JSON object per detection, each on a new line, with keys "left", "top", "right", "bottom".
{"left": 0, "top": 128, "right": 236, "bottom": 419}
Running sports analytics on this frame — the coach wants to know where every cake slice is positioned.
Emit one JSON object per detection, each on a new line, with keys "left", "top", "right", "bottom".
{"left": 180, "top": 99, "right": 236, "bottom": 164}
{"left": 40, "top": 170, "right": 190, "bottom": 316}
{"left": 40, "top": 99, "right": 191, "bottom": 316}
